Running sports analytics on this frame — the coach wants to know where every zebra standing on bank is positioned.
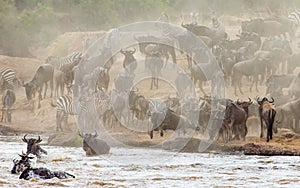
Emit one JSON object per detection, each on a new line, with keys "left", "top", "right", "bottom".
{"left": 0, "top": 66, "right": 20, "bottom": 92}
{"left": 288, "top": 10, "right": 300, "bottom": 38}
{"left": 288, "top": 10, "right": 300, "bottom": 26}
{"left": 46, "top": 52, "right": 83, "bottom": 70}
{"left": 46, "top": 52, "right": 83, "bottom": 95}
{"left": 51, "top": 95, "right": 87, "bottom": 131}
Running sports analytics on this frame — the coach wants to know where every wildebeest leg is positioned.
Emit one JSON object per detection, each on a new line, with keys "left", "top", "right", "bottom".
{"left": 238, "top": 78, "right": 244, "bottom": 95}
{"left": 198, "top": 81, "right": 207, "bottom": 96}
{"left": 164, "top": 52, "right": 169, "bottom": 68}
{"left": 266, "top": 123, "right": 271, "bottom": 142}
{"left": 43, "top": 82, "right": 48, "bottom": 99}
{"left": 1, "top": 108, "right": 5, "bottom": 123}
{"left": 148, "top": 123, "right": 153, "bottom": 139}
{"left": 7, "top": 109, "right": 12, "bottom": 123}
{"left": 249, "top": 75, "right": 258, "bottom": 92}
{"left": 187, "top": 54, "right": 192, "bottom": 69}
{"left": 242, "top": 121, "right": 247, "bottom": 141}
{"left": 160, "top": 129, "right": 164, "bottom": 137}
{"left": 170, "top": 48, "right": 177, "bottom": 65}
{"left": 295, "top": 117, "right": 300, "bottom": 132}
{"left": 37, "top": 85, "right": 43, "bottom": 109}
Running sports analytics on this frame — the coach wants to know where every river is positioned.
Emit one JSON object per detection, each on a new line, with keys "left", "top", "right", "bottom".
{"left": 0, "top": 135, "right": 299, "bottom": 187}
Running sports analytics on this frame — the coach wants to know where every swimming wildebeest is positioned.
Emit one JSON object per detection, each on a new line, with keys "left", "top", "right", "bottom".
{"left": 22, "top": 134, "right": 47, "bottom": 158}
{"left": 80, "top": 131, "right": 110, "bottom": 156}
{"left": 11, "top": 152, "right": 75, "bottom": 180}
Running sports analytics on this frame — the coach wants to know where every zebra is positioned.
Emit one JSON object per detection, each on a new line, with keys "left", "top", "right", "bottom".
{"left": 46, "top": 52, "right": 83, "bottom": 95}
{"left": 46, "top": 52, "right": 83, "bottom": 71}
{"left": 288, "top": 10, "right": 300, "bottom": 38}
{"left": 288, "top": 10, "right": 300, "bottom": 27}
{"left": 51, "top": 95, "right": 87, "bottom": 131}
{"left": 0, "top": 66, "right": 20, "bottom": 92}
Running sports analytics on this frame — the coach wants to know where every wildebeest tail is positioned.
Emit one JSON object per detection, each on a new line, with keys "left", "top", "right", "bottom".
{"left": 65, "top": 172, "right": 75, "bottom": 178}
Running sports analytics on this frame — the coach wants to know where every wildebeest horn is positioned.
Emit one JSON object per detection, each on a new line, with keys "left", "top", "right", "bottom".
{"left": 236, "top": 99, "right": 241, "bottom": 105}
{"left": 131, "top": 48, "right": 136, "bottom": 54}
{"left": 248, "top": 97, "right": 252, "bottom": 103}
{"left": 22, "top": 134, "right": 28, "bottom": 143}
{"left": 93, "top": 130, "right": 98, "bottom": 137}
{"left": 36, "top": 136, "right": 42, "bottom": 143}
{"left": 268, "top": 97, "right": 274, "bottom": 103}
{"left": 181, "top": 22, "right": 185, "bottom": 27}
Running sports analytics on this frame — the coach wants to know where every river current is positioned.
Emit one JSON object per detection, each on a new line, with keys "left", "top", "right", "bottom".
{"left": 0, "top": 135, "right": 299, "bottom": 187}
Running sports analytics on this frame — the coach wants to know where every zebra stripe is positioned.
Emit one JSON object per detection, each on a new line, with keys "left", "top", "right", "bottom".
{"left": 0, "top": 66, "right": 16, "bottom": 86}
{"left": 46, "top": 52, "right": 82, "bottom": 70}
{"left": 288, "top": 10, "right": 300, "bottom": 26}
{"left": 56, "top": 95, "right": 85, "bottom": 115}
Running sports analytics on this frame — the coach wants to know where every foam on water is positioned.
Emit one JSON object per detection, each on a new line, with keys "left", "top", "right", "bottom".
{"left": 0, "top": 135, "right": 299, "bottom": 187}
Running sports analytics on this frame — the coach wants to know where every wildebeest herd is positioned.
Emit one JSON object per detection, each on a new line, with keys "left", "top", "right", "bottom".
{"left": 1, "top": 10, "right": 300, "bottom": 181}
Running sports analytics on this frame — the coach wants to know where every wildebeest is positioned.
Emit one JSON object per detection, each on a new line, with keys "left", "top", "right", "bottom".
{"left": 145, "top": 51, "right": 164, "bottom": 90}
{"left": 95, "top": 67, "right": 110, "bottom": 92}
{"left": 181, "top": 22, "right": 227, "bottom": 45}
{"left": 11, "top": 152, "right": 33, "bottom": 175}
{"left": 19, "top": 167, "right": 75, "bottom": 180}
{"left": 114, "top": 71, "right": 134, "bottom": 92}
{"left": 22, "top": 134, "right": 47, "bottom": 158}
{"left": 257, "top": 97, "right": 277, "bottom": 142}
{"left": 1, "top": 89, "right": 16, "bottom": 123}
{"left": 120, "top": 48, "right": 137, "bottom": 75}
{"left": 175, "top": 70, "right": 192, "bottom": 97}
{"left": 12, "top": 152, "right": 75, "bottom": 179}
{"left": 134, "top": 35, "right": 177, "bottom": 65}
{"left": 241, "top": 18, "right": 291, "bottom": 38}
{"left": 80, "top": 131, "right": 110, "bottom": 156}
{"left": 275, "top": 98, "right": 300, "bottom": 132}
{"left": 148, "top": 99, "right": 195, "bottom": 139}
{"left": 224, "top": 98, "right": 252, "bottom": 141}
{"left": 53, "top": 69, "right": 66, "bottom": 98}
{"left": 110, "top": 89, "right": 127, "bottom": 124}
{"left": 132, "top": 95, "right": 149, "bottom": 122}
{"left": 23, "top": 64, "right": 54, "bottom": 108}
{"left": 232, "top": 54, "right": 270, "bottom": 96}
{"left": 265, "top": 74, "right": 295, "bottom": 95}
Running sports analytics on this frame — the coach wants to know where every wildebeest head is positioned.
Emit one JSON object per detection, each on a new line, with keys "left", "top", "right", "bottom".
{"left": 22, "top": 134, "right": 47, "bottom": 157}
{"left": 81, "top": 131, "right": 97, "bottom": 156}
{"left": 80, "top": 131, "right": 110, "bottom": 156}
{"left": 120, "top": 48, "right": 136, "bottom": 56}
{"left": 149, "top": 99, "right": 167, "bottom": 130}
{"left": 181, "top": 22, "right": 197, "bottom": 31}
{"left": 11, "top": 152, "right": 36, "bottom": 174}
{"left": 256, "top": 97, "right": 274, "bottom": 105}
{"left": 23, "top": 82, "right": 37, "bottom": 101}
